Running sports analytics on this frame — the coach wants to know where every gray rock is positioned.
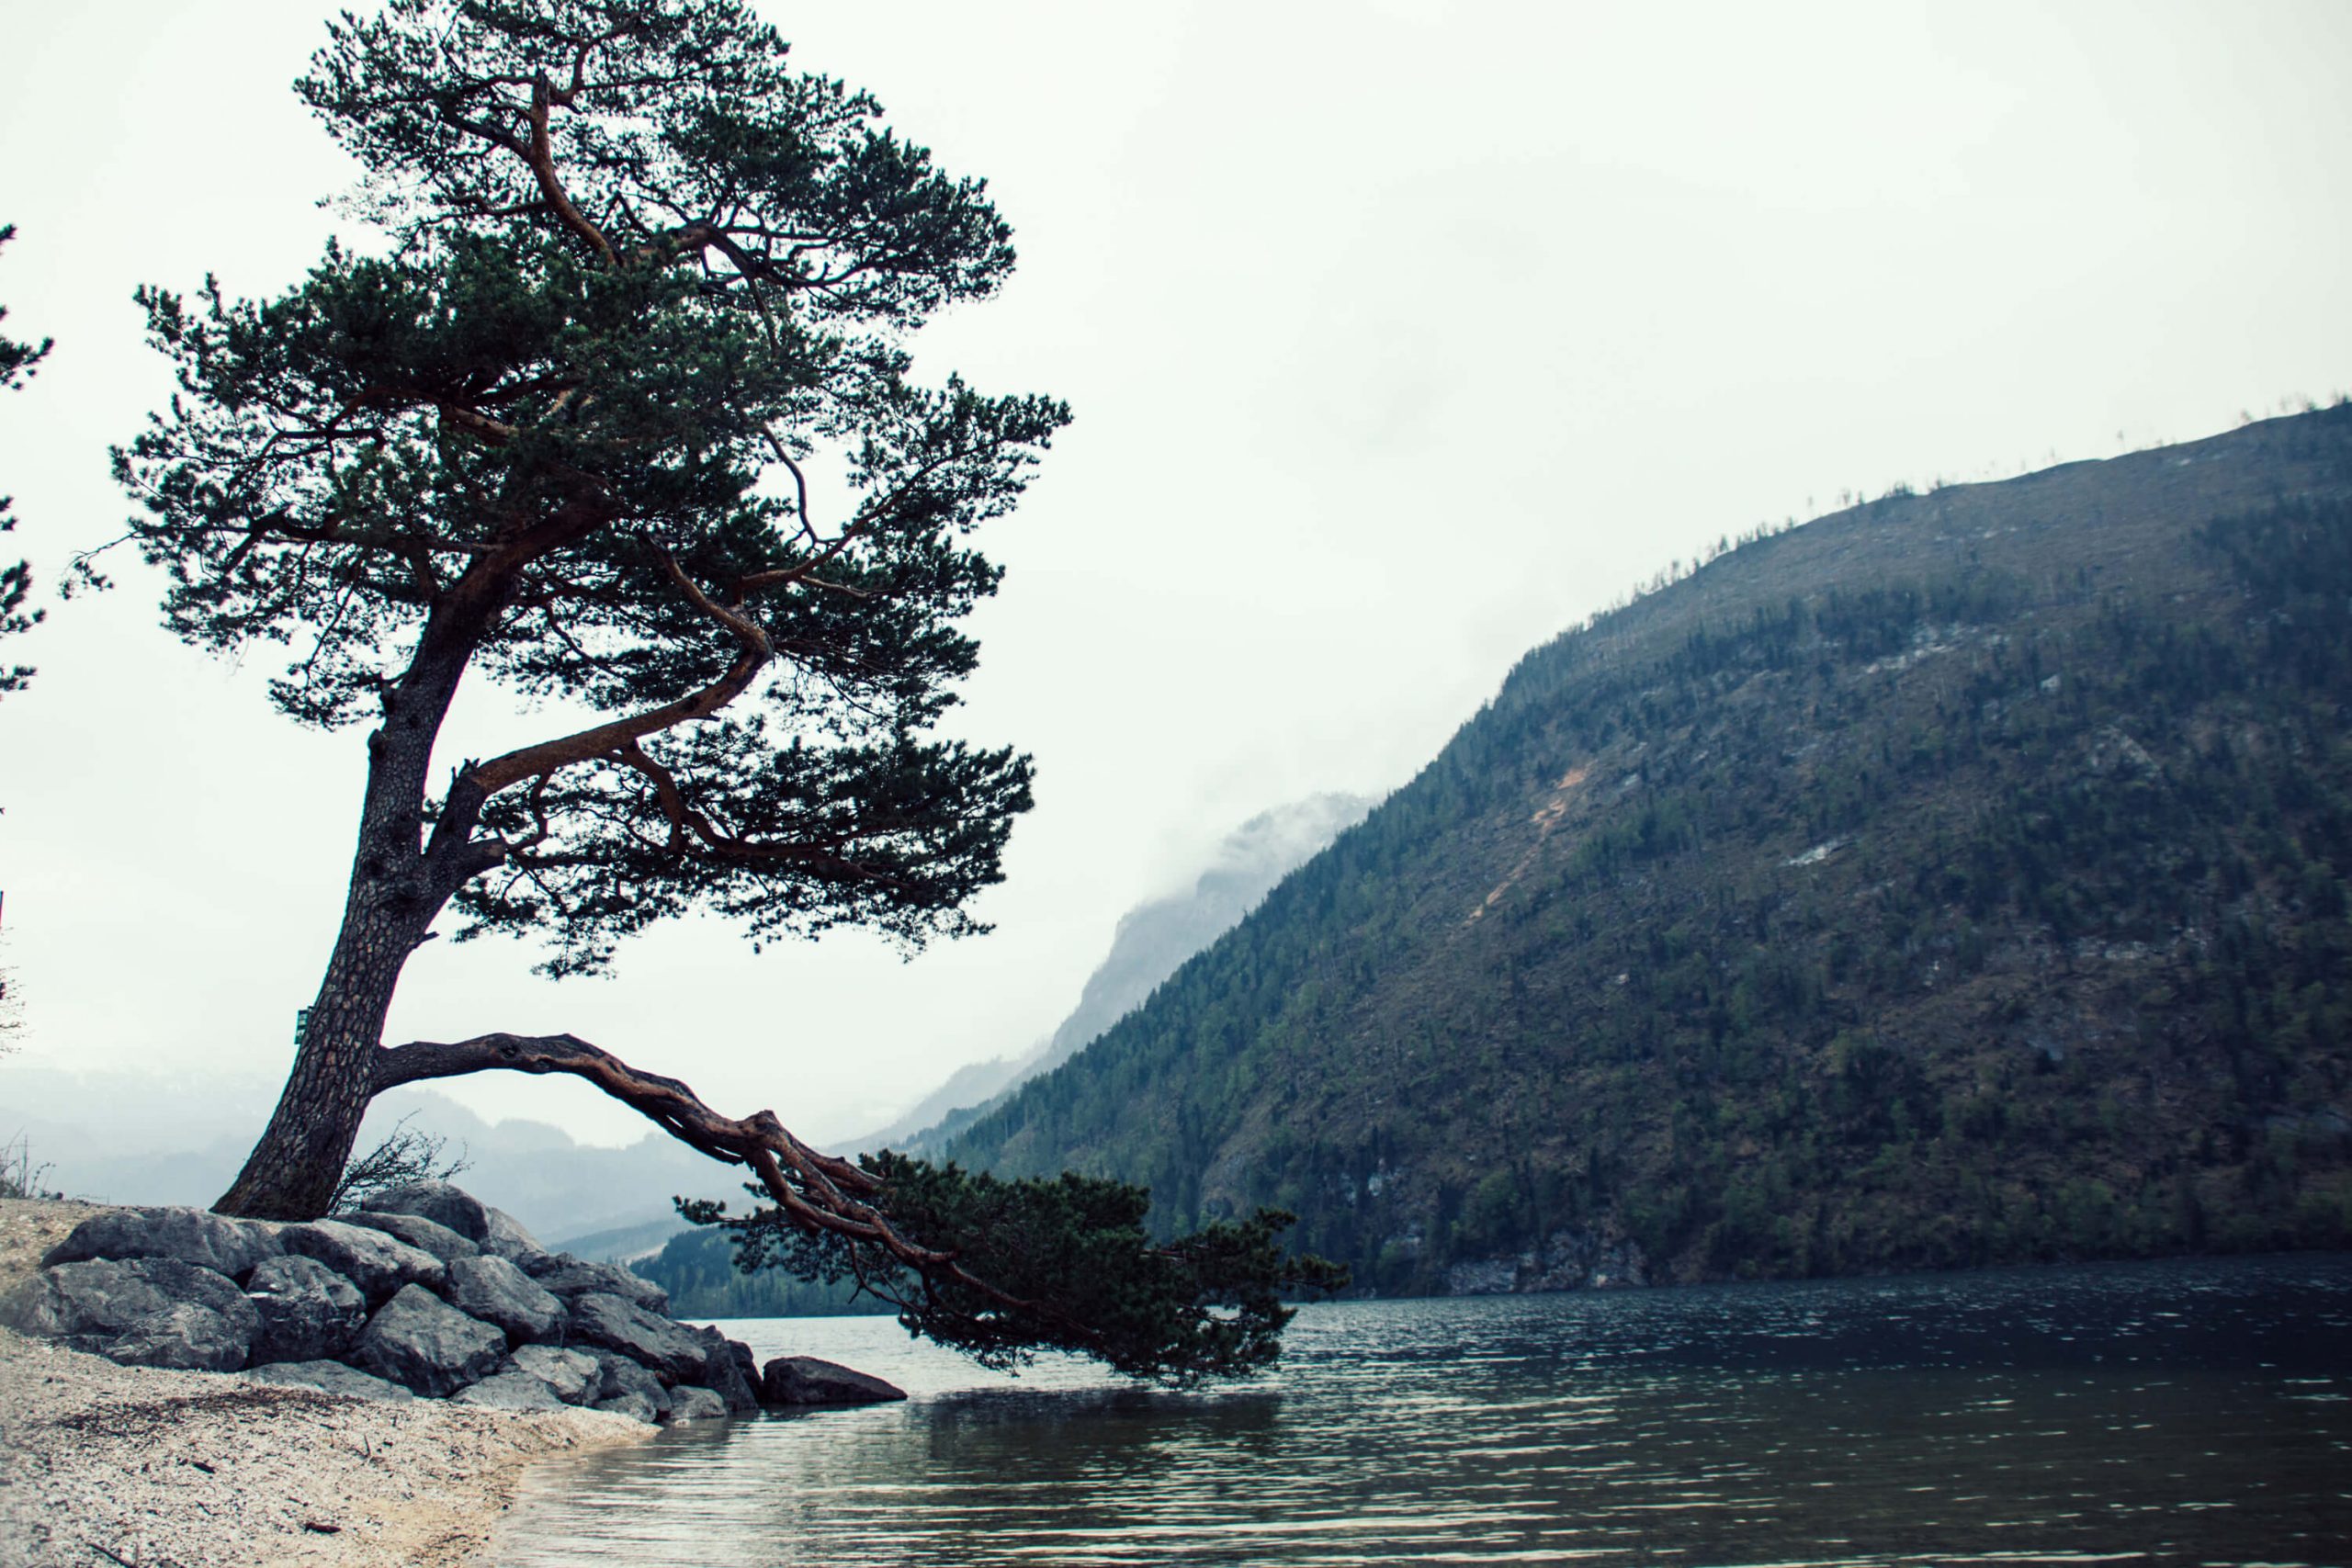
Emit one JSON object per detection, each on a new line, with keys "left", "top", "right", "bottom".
{"left": 355, "top": 1283, "right": 507, "bottom": 1396}
{"left": 726, "top": 1340, "right": 761, "bottom": 1404}
{"left": 244, "top": 1254, "right": 367, "bottom": 1364}
{"left": 566, "top": 1292, "right": 708, "bottom": 1382}
{"left": 518, "top": 1252, "right": 669, "bottom": 1314}
{"left": 279, "top": 1220, "right": 447, "bottom": 1306}
{"left": 0, "top": 1258, "right": 258, "bottom": 1372}
{"left": 510, "top": 1344, "right": 601, "bottom": 1405}
{"left": 454, "top": 1368, "right": 567, "bottom": 1412}
{"left": 592, "top": 1351, "right": 673, "bottom": 1417}
{"left": 107, "top": 1301, "right": 256, "bottom": 1372}
{"left": 662, "top": 1385, "right": 729, "bottom": 1423}
{"left": 342, "top": 1210, "right": 480, "bottom": 1263}
{"left": 40, "top": 1207, "right": 282, "bottom": 1283}
{"left": 443, "top": 1255, "right": 562, "bottom": 1344}
{"left": 358, "top": 1185, "right": 540, "bottom": 1259}
{"left": 481, "top": 1206, "right": 543, "bottom": 1261}
{"left": 592, "top": 1391, "right": 660, "bottom": 1424}
{"left": 760, "top": 1356, "right": 908, "bottom": 1406}
{"left": 360, "top": 1181, "right": 493, "bottom": 1244}
{"left": 237, "top": 1359, "right": 413, "bottom": 1402}
{"left": 688, "top": 1325, "right": 762, "bottom": 1415}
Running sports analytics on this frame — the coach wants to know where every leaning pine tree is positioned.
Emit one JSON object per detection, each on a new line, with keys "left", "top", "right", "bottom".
{"left": 112, "top": 0, "right": 1337, "bottom": 1385}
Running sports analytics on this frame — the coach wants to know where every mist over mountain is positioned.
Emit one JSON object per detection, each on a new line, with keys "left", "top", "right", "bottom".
{"left": 854, "top": 792, "right": 1372, "bottom": 1154}
{"left": 0, "top": 793, "right": 1369, "bottom": 1269}
{"left": 0, "top": 1067, "right": 733, "bottom": 1251}
{"left": 944, "top": 408, "right": 2352, "bottom": 1296}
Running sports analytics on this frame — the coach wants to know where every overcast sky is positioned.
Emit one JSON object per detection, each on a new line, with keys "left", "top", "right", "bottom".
{"left": 1, "top": 0, "right": 2346, "bottom": 1152}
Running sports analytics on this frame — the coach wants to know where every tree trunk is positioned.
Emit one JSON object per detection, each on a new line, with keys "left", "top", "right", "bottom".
{"left": 212, "top": 591, "right": 494, "bottom": 1220}
{"left": 212, "top": 890, "right": 435, "bottom": 1219}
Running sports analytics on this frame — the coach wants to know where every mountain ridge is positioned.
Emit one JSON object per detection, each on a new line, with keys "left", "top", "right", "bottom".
{"left": 852, "top": 791, "right": 1372, "bottom": 1153}
{"left": 941, "top": 407, "right": 2352, "bottom": 1294}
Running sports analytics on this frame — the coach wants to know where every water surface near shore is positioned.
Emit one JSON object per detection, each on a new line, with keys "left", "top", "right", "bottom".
{"left": 495, "top": 1254, "right": 2352, "bottom": 1566}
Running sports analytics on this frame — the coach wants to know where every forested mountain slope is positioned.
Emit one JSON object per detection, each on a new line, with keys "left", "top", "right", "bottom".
{"left": 855, "top": 793, "right": 1373, "bottom": 1156}
{"left": 944, "top": 408, "right": 2352, "bottom": 1294}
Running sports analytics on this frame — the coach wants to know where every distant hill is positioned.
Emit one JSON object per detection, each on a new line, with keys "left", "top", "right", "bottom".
{"left": 943, "top": 408, "right": 2352, "bottom": 1296}
{"left": 852, "top": 792, "right": 1372, "bottom": 1154}
{"left": 648, "top": 792, "right": 1374, "bottom": 1319}
{"left": 0, "top": 1070, "right": 732, "bottom": 1250}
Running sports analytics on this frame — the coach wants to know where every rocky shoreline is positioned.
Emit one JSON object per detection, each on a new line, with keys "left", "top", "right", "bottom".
{"left": 0, "top": 1188, "right": 898, "bottom": 1567}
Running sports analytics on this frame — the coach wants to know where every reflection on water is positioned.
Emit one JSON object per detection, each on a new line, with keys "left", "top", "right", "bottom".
{"left": 496, "top": 1254, "right": 2352, "bottom": 1566}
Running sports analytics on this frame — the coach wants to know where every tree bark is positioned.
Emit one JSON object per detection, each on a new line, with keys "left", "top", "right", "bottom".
{"left": 367, "top": 1030, "right": 1044, "bottom": 1316}
{"left": 210, "top": 897, "right": 433, "bottom": 1218}
{"left": 212, "top": 582, "right": 503, "bottom": 1220}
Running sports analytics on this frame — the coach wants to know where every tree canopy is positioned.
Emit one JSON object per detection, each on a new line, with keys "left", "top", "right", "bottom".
{"left": 119, "top": 0, "right": 1057, "bottom": 976}
{"left": 113, "top": 0, "right": 1336, "bottom": 1382}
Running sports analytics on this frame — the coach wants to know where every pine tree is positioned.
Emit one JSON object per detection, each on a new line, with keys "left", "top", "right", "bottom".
{"left": 114, "top": 0, "right": 1332, "bottom": 1383}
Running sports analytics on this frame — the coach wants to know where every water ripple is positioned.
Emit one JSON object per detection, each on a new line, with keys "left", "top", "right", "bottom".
{"left": 497, "top": 1254, "right": 2352, "bottom": 1567}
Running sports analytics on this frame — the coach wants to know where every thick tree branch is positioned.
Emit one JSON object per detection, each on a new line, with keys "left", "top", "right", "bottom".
{"left": 458, "top": 556, "right": 771, "bottom": 799}
{"left": 367, "top": 1030, "right": 1062, "bottom": 1321}
{"left": 528, "top": 75, "right": 617, "bottom": 266}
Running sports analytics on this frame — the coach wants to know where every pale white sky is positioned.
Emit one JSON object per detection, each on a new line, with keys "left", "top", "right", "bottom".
{"left": 1, "top": 0, "right": 2346, "bottom": 1149}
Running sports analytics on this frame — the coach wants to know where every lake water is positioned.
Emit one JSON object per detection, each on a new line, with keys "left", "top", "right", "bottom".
{"left": 494, "top": 1254, "right": 2352, "bottom": 1566}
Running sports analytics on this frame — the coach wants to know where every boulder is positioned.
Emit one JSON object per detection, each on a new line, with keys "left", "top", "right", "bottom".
{"left": 454, "top": 1368, "right": 568, "bottom": 1412}
{"left": 107, "top": 1301, "right": 257, "bottom": 1372}
{"left": 0, "top": 1258, "right": 258, "bottom": 1372}
{"left": 663, "top": 1385, "right": 729, "bottom": 1423}
{"left": 279, "top": 1220, "right": 447, "bottom": 1306}
{"left": 593, "top": 1391, "right": 660, "bottom": 1424}
{"left": 355, "top": 1283, "right": 506, "bottom": 1396}
{"left": 342, "top": 1210, "right": 480, "bottom": 1263}
{"left": 40, "top": 1207, "right": 281, "bottom": 1283}
{"left": 593, "top": 1352, "right": 673, "bottom": 1418}
{"left": 689, "top": 1325, "right": 762, "bottom": 1415}
{"left": 244, "top": 1254, "right": 368, "bottom": 1364}
{"left": 760, "top": 1356, "right": 907, "bottom": 1406}
{"left": 238, "top": 1360, "right": 413, "bottom": 1402}
{"left": 443, "top": 1255, "right": 562, "bottom": 1344}
{"left": 360, "top": 1181, "right": 494, "bottom": 1244}
{"left": 566, "top": 1292, "right": 709, "bottom": 1383}
{"left": 480, "top": 1206, "right": 543, "bottom": 1261}
{"left": 510, "top": 1344, "right": 601, "bottom": 1405}
{"left": 517, "top": 1252, "right": 670, "bottom": 1314}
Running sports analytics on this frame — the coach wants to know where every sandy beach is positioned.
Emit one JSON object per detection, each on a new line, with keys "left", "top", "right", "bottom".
{"left": 0, "top": 1199, "right": 651, "bottom": 1568}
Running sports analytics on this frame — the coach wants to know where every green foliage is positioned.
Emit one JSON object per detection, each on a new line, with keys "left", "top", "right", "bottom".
{"left": 113, "top": 0, "right": 1062, "bottom": 975}
{"left": 634, "top": 1225, "right": 895, "bottom": 1317}
{"left": 945, "top": 408, "right": 2352, "bottom": 1293}
{"left": 681, "top": 1152, "right": 1346, "bottom": 1386}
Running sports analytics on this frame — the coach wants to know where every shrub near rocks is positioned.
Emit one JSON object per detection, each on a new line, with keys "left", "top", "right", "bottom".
{"left": 0, "top": 1190, "right": 902, "bottom": 1424}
